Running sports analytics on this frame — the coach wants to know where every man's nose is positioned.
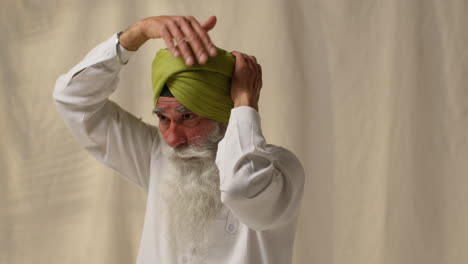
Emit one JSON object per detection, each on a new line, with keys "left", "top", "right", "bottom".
{"left": 165, "top": 122, "right": 187, "bottom": 148}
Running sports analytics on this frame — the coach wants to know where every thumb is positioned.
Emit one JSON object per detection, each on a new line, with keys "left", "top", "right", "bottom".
{"left": 201, "top": 16, "right": 217, "bottom": 31}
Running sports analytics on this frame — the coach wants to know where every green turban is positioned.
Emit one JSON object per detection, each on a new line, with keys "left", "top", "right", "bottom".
{"left": 152, "top": 47, "right": 235, "bottom": 123}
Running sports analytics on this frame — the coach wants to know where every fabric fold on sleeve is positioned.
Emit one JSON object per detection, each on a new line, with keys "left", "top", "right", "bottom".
{"left": 52, "top": 33, "right": 157, "bottom": 191}
{"left": 216, "top": 106, "right": 305, "bottom": 232}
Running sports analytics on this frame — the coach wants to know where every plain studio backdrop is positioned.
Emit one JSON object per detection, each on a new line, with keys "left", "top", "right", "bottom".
{"left": 1, "top": 0, "right": 468, "bottom": 263}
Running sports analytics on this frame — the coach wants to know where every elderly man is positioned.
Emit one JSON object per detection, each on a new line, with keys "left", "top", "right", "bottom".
{"left": 53, "top": 15, "right": 305, "bottom": 264}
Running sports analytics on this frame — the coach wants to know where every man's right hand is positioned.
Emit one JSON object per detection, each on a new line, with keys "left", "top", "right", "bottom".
{"left": 119, "top": 15, "right": 218, "bottom": 66}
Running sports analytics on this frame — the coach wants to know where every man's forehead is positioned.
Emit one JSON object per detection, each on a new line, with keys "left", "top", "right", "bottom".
{"left": 156, "top": 97, "right": 182, "bottom": 108}
{"left": 154, "top": 97, "right": 191, "bottom": 113}
{"left": 157, "top": 96, "right": 181, "bottom": 104}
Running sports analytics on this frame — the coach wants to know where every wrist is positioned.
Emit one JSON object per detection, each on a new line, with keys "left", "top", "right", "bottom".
{"left": 234, "top": 98, "right": 258, "bottom": 111}
{"left": 119, "top": 21, "right": 148, "bottom": 51}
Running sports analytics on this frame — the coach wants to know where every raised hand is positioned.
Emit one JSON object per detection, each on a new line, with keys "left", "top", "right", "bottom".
{"left": 119, "top": 15, "right": 218, "bottom": 66}
{"left": 229, "top": 51, "right": 262, "bottom": 111}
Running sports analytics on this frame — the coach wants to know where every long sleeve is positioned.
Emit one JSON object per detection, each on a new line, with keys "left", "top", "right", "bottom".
{"left": 52, "top": 33, "right": 160, "bottom": 192}
{"left": 216, "top": 106, "right": 305, "bottom": 232}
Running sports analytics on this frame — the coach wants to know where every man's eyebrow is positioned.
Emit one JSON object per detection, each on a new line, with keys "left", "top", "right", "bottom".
{"left": 152, "top": 108, "right": 163, "bottom": 114}
{"left": 152, "top": 106, "right": 191, "bottom": 114}
{"left": 175, "top": 106, "right": 191, "bottom": 113}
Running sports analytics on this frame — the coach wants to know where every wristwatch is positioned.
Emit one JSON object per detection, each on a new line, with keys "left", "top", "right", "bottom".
{"left": 116, "top": 31, "right": 128, "bottom": 65}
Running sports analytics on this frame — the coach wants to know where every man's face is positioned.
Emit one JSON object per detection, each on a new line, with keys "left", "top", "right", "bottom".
{"left": 154, "top": 97, "right": 217, "bottom": 148}
{"left": 154, "top": 97, "right": 225, "bottom": 251}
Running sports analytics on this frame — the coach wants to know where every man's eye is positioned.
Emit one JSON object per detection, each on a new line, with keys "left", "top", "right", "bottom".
{"left": 182, "top": 114, "right": 194, "bottom": 120}
{"left": 157, "top": 114, "right": 168, "bottom": 121}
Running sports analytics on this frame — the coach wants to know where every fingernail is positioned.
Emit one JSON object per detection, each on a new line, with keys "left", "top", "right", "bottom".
{"left": 186, "top": 57, "right": 193, "bottom": 65}
{"left": 173, "top": 50, "right": 179, "bottom": 57}
{"left": 199, "top": 53, "right": 207, "bottom": 63}
{"left": 210, "top": 47, "right": 217, "bottom": 56}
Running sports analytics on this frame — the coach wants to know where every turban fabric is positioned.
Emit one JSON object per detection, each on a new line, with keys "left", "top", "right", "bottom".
{"left": 152, "top": 47, "right": 235, "bottom": 123}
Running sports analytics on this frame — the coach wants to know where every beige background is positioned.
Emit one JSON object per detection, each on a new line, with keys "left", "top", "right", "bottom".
{"left": 1, "top": 0, "right": 468, "bottom": 263}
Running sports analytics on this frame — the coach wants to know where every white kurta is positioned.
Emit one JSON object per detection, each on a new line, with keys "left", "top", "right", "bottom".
{"left": 53, "top": 33, "right": 305, "bottom": 264}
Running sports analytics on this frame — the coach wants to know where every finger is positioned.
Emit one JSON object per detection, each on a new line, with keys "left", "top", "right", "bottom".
{"left": 187, "top": 16, "right": 217, "bottom": 57}
{"left": 231, "top": 51, "right": 246, "bottom": 67}
{"left": 167, "top": 20, "right": 195, "bottom": 66}
{"left": 250, "top": 56, "right": 257, "bottom": 64}
{"left": 177, "top": 16, "right": 208, "bottom": 64}
{"left": 243, "top": 54, "right": 255, "bottom": 69}
{"left": 255, "top": 63, "right": 261, "bottom": 81}
{"left": 258, "top": 64, "right": 263, "bottom": 89}
{"left": 257, "top": 64, "right": 262, "bottom": 82}
{"left": 201, "top": 15, "right": 217, "bottom": 31}
{"left": 240, "top": 53, "right": 249, "bottom": 64}
{"left": 160, "top": 26, "right": 179, "bottom": 57}
{"left": 249, "top": 56, "right": 259, "bottom": 73}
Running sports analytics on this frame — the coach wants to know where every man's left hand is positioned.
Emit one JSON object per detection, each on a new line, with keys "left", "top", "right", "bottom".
{"left": 230, "top": 51, "right": 262, "bottom": 111}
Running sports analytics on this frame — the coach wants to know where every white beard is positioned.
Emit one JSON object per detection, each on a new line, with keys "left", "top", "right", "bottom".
{"left": 157, "top": 122, "right": 226, "bottom": 254}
